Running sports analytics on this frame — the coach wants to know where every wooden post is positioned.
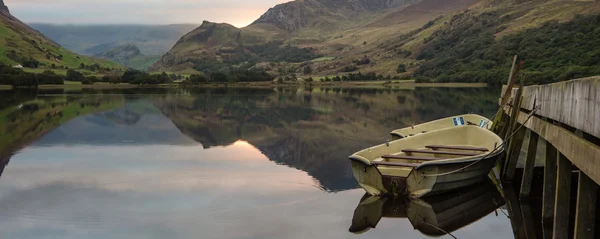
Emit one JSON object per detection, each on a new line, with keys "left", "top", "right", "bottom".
{"left": 500, "top": 57, "right": 523, "bottom": 107}
{"left": 543, "top": 227, "right": 553, "bottom": 239}
{"left": 521, "top": 200, "right": 538, "bottom": 239}
{"left": 520, "top": 131, "right": 539, "bottom": 198}
{"left": 504, "top": 184, "right": 527, "bottom": 239}
{"left": 553, "top": 153, "right": 572, "bottom": 239}
{"left": 503, "top": 125, "right": 527, "bottom": 182}
{"left": 504, "top": 86, "right": 523, "bottom": 141}
{"left": 574, "top": 173, "right": 598, "bottom": 239}
{"left": 543, "top": 142, "right": 558, "bottom": 226}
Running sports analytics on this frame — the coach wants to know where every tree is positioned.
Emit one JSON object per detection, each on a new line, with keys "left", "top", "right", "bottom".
{"left": 82, "top": 76, "right": 97, "bottom": 85}
{"left": 121, "top": 69, "right": 146, "bottom": 83}
{"left": 397, "top": 64, "right": 407, "bottom": 73}
{"left": 303, "top": 65, "right": 313, "bottom": 75}
{"left": 189, "top": 73, "right": 208, "bottom": 84}
{"left": 22, "top": 59, "right": 40, "bottom": 68}
{"left": 79, "top": 63, "right": 85, "bottom": 69}
{"left": 66, "top": 69, "right": 85, "bottom": 82}
{"left": 211, "top": 72, "right": 228, "bottom": 82}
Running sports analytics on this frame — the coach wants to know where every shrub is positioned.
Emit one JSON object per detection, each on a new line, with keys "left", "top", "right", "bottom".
{"left": 397, "top": 64, "right": 406, "bottom": 73}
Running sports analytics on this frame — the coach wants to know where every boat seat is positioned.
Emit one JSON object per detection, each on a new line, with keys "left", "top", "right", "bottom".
{"left": 425, "top": 145, "right": 489, "bottom": 152}
{"left": 381, "top": 155, "right": 439, "bottom": 161}
{"left": 402, "top": 149, "right": 480, "bottom": 157}
{"left": 372, "top": 161, "right": 420, "bottom": 167}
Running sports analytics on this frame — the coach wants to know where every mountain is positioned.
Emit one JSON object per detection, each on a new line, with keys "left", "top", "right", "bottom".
{"left": 153, "top": 0, "right": 600, "bottom": 84}
{"left": 149, "top": 0, "right": 478, "bottom": 74}
{"left": 0, "top": 3, "right": 121, "bottom": 70}
{"left": 93, "top": 44, "right": 160, "bottom": 70}
{"left": 251, "top": 0, "right": 410, "bottom": 32}
{"left": 0, "top": 0, "right": 8, "bottom": 13}
{"left": 29, "top": 24, "right": 197, "bottom": 56}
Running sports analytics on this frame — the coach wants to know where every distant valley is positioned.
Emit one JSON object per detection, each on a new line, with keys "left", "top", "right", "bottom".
{"left": 30, "top": 23, "right": 196, "bottom": 70}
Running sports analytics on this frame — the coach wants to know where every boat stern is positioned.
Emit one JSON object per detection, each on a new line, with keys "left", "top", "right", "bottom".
{"left": 349, "top": 156, "right": 387, "bottom": 196}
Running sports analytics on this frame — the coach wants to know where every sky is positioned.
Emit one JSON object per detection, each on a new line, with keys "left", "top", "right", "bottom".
{"left": 5, "top": 0, "right": 288, "bottom": 27}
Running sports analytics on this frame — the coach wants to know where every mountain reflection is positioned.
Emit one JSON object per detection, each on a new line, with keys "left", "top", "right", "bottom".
{"left": 0, "top": 87, "right": 499, "bottom": 191}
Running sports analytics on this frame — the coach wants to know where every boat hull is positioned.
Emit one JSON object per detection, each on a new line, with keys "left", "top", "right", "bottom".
{"left": 350, "top": 149, "right": 502, "bottom": 198}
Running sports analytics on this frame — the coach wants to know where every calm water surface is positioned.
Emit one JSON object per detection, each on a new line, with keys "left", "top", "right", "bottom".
{"left": 0, "top": 87, "right": 516, "bottom": 239}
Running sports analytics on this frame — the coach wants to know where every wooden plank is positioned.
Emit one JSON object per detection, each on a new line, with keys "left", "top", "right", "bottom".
{"left": 503, "top": 125, "right": 527, "bottom": 182}
{"left": 372, "top": 161, "right": 420, "bottom": 167}
{"left": 503, "top": 107, "right": 600, "bottom": 186}
{"left": 401, "top": 149, "right": 479, "bottom": 156}
{"left": 381, "top": 155, "right": 438, "bottom": 161}
{"left": 553, "top": 153, "right": 572, "bottom": 239}
{"left": 543, "top": 141, "right": 558, "bottom": 226}
{"left": 520, "top": 131, "right": 539, "bottom": 198}
{"left": 574, "top": 173, "right": 598, "bottom": 239}
{"left": 502, "top": 76, "right": 600, "bottom": 140}
{"left": 425, "top": 145, "right": 489, "bottom": 152}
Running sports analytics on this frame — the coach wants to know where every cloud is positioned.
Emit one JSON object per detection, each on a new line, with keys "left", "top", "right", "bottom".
{"left": 5, "top": 0, "right": 289, "bottom": 27}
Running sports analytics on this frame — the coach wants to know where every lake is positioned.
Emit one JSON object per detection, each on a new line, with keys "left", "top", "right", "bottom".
{"left": 0, "top": 86, "right": 524, "bottom": 239}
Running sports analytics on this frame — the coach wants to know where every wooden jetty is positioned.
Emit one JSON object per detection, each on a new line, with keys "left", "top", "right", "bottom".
{"left": 495, "top": 73, "right": 600, "bottom": 239}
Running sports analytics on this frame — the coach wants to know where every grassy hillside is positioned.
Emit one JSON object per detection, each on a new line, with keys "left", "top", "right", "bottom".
{"left": 0, "top": 11, "right": 122, "bottom": 71}
{"left": 152, "top": 0, "right": 600, "bottom": 84}
{"left": 414, "top": 3, "right": 600, "bottom": 85}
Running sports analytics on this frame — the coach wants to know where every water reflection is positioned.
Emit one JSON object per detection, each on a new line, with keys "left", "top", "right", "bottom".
{"left": 0, "top": 87, "right": 511, "bottom": 239}
{"left": 350, "top": 180, "right": 505, "bottom": 237}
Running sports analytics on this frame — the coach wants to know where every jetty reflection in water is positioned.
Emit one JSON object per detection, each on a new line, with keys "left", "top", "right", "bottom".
{"left": 350, "top": 180, "right": 505, "bottom": 237}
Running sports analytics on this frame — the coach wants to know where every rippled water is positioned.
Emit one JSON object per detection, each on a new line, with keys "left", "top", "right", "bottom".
{"left": 0, "top": 87, "right": 515, "bottom": 239}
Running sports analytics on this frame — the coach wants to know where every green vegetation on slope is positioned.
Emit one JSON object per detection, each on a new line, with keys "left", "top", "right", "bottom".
{"left": 126, "top": 55, "right": 161, "bottom": 71}
{"left": 0, "top": 11, "right": 123, "bottom": 73}
{"left": 0, "top": 24, "right": 120, "bottom": 70}
{"left": 414, "top": 12, "right": 600, "bottom": 85}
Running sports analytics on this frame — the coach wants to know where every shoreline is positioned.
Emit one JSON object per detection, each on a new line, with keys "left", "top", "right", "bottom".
{"left": 0, "top": 81, "right": 489, "bottom": 90}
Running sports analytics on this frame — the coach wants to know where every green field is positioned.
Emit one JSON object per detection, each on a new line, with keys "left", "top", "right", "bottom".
{"left": 311, "top": 57, "right": 335, "bottom": 62}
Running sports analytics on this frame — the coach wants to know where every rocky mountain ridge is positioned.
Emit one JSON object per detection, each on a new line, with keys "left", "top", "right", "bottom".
{"left": 252, "top": 0, "right": 409, "bottom": 32}
{"left": 94, "top": 44, "right": 142, "bottom": 62}
{"left": 0, "top": 0, "right": 8, "bottom": 13}
{"left": 93, "top": 44, "right": 160, "bottom": 70}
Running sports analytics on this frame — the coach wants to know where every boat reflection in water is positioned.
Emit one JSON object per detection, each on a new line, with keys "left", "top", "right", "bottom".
{"left": 349, "top": 179, "right": 505, "bottom": 237}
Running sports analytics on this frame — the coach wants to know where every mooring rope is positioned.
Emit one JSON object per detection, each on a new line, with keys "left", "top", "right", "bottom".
{"left": 418, "top": 215, "right": 458, "bottom": 239}
{"left": 421, "top": 105, "right": 540, "bottom": 178}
